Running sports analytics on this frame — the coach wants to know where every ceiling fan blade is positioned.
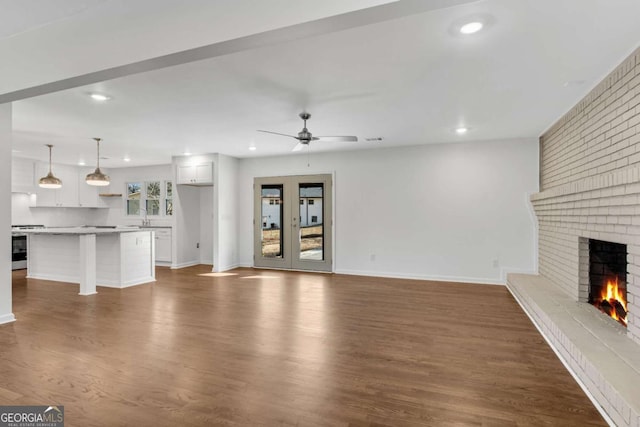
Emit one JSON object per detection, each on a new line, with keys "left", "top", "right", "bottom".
{"left": 314, "top": 136, "right": 358, "bottom": 142}
{"left": 292, "top": 143, "right": 305, "bottom": 152}
{"left": 257, "top": 130, "right": 299, "bottom": 139}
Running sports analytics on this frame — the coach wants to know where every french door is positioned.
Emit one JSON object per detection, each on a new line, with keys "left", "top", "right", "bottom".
{"left": 254, "top": 174, "right": 332, "bottom": 272}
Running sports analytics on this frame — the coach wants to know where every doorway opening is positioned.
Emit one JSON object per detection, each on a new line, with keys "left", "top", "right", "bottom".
{"left": 254, "top": 174, "right": 332, "bottom": 272}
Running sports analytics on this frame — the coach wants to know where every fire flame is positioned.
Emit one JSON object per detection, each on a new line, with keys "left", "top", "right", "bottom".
{"left": 600, "top": 277, "right": 627, "bottom": 326}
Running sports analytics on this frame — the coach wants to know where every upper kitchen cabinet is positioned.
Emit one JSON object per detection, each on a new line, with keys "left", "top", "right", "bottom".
{"left": 11, "top": 158, "right": 35, "bottom": 193}
{"left": 33, "top": 163, "right": 77, "bottom": 207}
{"left": 31, "top": 162, "right": 107, "bottom": 208}
{"left": 177, "top": 162, "right": 213, "bottom": 186}
{"left": 78, "top": 167, "right": 107, "bottom": 208}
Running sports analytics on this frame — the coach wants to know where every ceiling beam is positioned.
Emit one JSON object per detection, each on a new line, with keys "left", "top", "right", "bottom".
{"left": 0, "top": 0, "right": 476, "bottom": 104}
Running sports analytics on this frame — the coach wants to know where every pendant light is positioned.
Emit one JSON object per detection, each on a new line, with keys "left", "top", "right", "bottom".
{"left": 38, "top": 144, "right": 62, "bottom": 189}
{"left": 85, "top": 137, "right": 110, "bottom": 186}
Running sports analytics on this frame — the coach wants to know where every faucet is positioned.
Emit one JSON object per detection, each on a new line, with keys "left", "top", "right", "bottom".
{"left": 140, "top": 208, "right": 150, "bottom": 226}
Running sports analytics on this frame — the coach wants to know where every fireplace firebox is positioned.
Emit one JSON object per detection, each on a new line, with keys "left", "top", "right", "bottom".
{"left": 588, "top": 239, "right": 628, "bottom": 326}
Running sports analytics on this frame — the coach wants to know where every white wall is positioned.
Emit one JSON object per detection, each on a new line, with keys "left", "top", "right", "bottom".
{"left": 237, "top": 139, "right": 539, "bottom": 284}
{"left": 173, "top": 184, "right": 200, "bottom": 267}
{"left": 173, "top": 155, "right": 216, "bottom": 268}
{"left": 1, "top": 104, "right": 14, "bottom": 323}
{"left": 199, "top": 187, "right": 213, "bottom": 264}
{"left": 215, "top": 154, "right": 239, "bottom": 271}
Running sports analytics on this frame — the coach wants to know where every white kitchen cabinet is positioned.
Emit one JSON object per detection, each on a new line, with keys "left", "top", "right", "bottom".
{"left": 12, "top": 158, "right": 35, "bottom": 193}
{"left": 177, "top": 163, "right": 213, "bottom": 185}
{"left": 151, "top": 228, "right": 172, "bottom": 263}
{"left": 31, "top": 162, "right": 107, "bottom": 208}
{"left": 33, "top": 163, "right": 78, "bottom": 207}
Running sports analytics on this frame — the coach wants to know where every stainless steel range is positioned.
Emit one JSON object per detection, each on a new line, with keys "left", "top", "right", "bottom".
{"left": 11, "top": 225, "right": 44, "bottom": 270}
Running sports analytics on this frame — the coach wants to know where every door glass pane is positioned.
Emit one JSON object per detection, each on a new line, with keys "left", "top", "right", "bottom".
{"left": 261, "top": 185, "right": 283, "bottom": 258}
{"left": 299, "top": 183, "right": 324, "bottom": 260}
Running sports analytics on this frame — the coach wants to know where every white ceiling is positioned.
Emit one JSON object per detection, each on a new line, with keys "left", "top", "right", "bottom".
{"left": 8, "top": 0, "right": 640, "bottom": 167}
{"left": 0, "top": 0, "right": 108, "bottom": 40}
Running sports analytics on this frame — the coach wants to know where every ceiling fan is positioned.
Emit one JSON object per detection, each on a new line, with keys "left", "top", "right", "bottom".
{"left": 258, "top": 112, "right": 358, "bottom": 151}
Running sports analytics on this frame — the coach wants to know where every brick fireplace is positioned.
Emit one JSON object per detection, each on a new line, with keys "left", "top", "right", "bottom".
{"left": 508, "top": 45, "right": 640, "bottom": 426}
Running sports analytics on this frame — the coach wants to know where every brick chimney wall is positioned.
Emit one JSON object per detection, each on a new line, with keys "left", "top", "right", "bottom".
{"left": 535, "top": 46, "right": 640, "bottom": 344}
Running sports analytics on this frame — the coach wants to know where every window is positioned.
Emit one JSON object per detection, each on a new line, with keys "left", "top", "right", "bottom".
{"left": 308, "top": 199, "right": 315, "bottom": 205}
{"left": 146, "top": 181, "right": 161, "bottom": 215}
{"left": 126, "top": 180, "right": 173, "bottom": 216}
{"left": 311, "top": 215, "right": 318, "bottom": 223}
{"left": 269, "top": 199, "right": 275, "bottom": 205}
{"left": 165, "top": 181, "right": 173, "bottom": 216}
{"left": 300, "top": 199, "right": 304, "bottom": 205}
{"left": 127, "top": 182, "right": 141, "bottom": 215}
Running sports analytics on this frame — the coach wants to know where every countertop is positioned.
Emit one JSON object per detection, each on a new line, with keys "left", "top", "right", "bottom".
{"left": 86, "top": 225, "right": 173, "bottom": 229}
{"left": 17, "top": 227, "right": 153, "bottom": 235}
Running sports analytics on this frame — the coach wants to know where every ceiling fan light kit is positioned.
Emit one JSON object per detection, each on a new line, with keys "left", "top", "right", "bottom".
{"left": 38, "top": 144, "right": 63, "bottom": 189}
{"left": 258, "top": 111, "right": 358, "bottom": 151}
{"left": 86, "top": 137, "right": 110, "bottom": 186}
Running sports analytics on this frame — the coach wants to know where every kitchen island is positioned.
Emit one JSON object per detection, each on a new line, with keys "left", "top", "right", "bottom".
{"left": 23, "top": 227, "right": 155, "bottom": 295}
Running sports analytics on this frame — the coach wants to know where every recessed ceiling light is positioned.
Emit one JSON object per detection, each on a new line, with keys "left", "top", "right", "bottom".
{"left": 123, "top": 157, "right": 131, "bottom": 162}
{"left": 455, "top": 127, "right": 469, "bottom": 135}
{"left": 183, "top": 151, "right": 192, "bottom": 156}
{"left": 460, "top": 21, "right": 483, "bottom": 35}
{"left": 90, "top": 93, "right": 111, "bottom": 101}
{"left": 249, "top": 146, "right": 257, "bottom": 151}
{"left": 78, "top": 160, "right": 86, "bottom": 166}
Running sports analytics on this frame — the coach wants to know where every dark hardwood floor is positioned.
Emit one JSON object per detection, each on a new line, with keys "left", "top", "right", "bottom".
{"left": 1, "top": 266, "right": 605, "bottom": 426}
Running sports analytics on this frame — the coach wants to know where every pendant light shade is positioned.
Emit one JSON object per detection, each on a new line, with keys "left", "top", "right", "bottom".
{"left": 86, "top": 137, "right": 110, "bottom": 186}
{"left": 38, "top": 144, "right": 62, "bottom": 189}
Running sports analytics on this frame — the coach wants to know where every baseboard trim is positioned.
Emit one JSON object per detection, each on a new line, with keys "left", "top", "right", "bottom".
{"left": 238, "top": 264, "right": 504, "bottom": 285}
{"left": 334, "top": 269, "right": 504, "bottom": 286}
{"left": 0, "top": 313, "right": 16, "bottom": 325}
{"left": 499, "top": 267, "right": 538, "bottom": 282}
{"left": 97, "top": 277, "right": 155, "bottom": 289}
{"left": 27, "top": 273, "right": 78, "bottom": 284}
{"left": 170, "top": 261, "right": 200, "bottom": 270}
{"left": 215, "top": 263, "right": 242, "bottom": 273}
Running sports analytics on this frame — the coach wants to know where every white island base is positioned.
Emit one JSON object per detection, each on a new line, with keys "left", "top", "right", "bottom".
{"left": 26, "top": 229, "right": 155, "bottom": 295}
